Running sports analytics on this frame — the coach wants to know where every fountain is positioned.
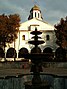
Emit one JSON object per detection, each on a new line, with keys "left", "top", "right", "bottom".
{"left": 23, "top": 27, "right": 50, "bottom": 89}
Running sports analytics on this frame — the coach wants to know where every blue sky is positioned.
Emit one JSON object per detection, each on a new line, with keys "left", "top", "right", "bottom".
{"left": 0, "top": 0, "right": 67, "bottom": 25}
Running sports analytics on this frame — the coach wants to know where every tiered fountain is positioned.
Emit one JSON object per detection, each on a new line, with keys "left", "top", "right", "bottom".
{"left": 24, "top": 27, "right": 50, "bottom": 89}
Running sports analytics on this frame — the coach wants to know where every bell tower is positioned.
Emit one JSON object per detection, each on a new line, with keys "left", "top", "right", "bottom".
{"left": 28, "top": 5, "right": 43, "bottom": 20}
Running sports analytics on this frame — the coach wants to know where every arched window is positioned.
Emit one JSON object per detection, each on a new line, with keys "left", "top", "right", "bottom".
{"left": 18, "top": 48, "right": 29, "bottom": 58}
{"left": 31, "top": 12, "right": 33, "bottom": 18}
{"left": 0, "top": 48, "right": 5, "bottom": 58}
{"left": 38, "top": 13, "right": 39, "bottom": 18}
{"left": 6, "top": 48, "right": 17, "bottom": 58}
{"left": 22, "top": 35, "right": 25, "bottom": 40}
{"left": 35, "top": 12, "right": 36, "bottom": 17}
{"left": 46, "top": 35, "right": 50, "bottom": 40}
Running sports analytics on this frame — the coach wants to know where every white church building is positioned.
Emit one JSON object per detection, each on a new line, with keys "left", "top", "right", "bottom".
{"left": 6, "top": 5, "right": 57, "bottom": 58}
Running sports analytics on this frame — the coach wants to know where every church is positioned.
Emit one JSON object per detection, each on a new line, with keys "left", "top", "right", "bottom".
{"left": 6, "top": 5, "right": 57, "bottom": 58}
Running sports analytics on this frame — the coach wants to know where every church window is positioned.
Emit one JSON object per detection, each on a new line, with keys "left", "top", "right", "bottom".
{"left": 31, "top": 12, "right": 33, "bottom": 18}
{"left": 46, "top": 35, "right": 50, "bottom": 41}
{"left": 38, "top": 13, "right": 39, "bottom": 18}
{"left": 35, "top": 12, "right": 36, "bottom": 17}
{"left": 22, "top": 35, "right": 25, "bottom": 40}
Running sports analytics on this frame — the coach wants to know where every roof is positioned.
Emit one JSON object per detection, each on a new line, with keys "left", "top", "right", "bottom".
{"left": 19, "top": 18, "right": 56, "bottom": 31}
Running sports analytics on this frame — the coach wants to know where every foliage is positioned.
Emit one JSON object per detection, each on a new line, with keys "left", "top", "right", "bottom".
{"left": 54, "top": 16, "right": 67, "bottom": 48}
{"left": 0, "top": 14, "right": 20, "bottom": 47}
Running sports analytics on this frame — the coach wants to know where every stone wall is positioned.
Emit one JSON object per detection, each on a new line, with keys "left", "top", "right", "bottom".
{"left": 0, "top": 61, "right": 31, "bottom": 69}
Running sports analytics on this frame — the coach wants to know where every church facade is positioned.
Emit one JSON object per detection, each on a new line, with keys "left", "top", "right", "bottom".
{"left": 6, "top": 5, "right": 57, "bottom": 58}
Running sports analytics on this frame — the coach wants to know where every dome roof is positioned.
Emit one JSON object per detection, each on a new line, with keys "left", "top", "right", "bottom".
{"left": 31, "top": 5, "right": 40, "bottom": 11}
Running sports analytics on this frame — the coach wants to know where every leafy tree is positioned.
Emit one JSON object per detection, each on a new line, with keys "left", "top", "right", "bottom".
{"left": 0, "top": 14, "right": 20, "bottom": 59}
{"left": 0, "top": 14, "right": 20, "bottom": 45}
{"left": 54, "top": 16, "right": 67, "bottom": 48}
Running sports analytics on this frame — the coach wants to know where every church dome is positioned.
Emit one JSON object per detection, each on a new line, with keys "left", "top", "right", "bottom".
{"left": 28, "top": 5, "right": 43, "bottom": 20}
{"left": 31, "top": 5, "right": 40, "bottom": 11}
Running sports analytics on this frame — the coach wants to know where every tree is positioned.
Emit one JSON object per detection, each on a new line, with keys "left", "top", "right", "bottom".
{"left": 0, "top": 14, "right": 20, "bottom": 59}
{"left": 54, "top": 16, "right": 67, "bottom": 48}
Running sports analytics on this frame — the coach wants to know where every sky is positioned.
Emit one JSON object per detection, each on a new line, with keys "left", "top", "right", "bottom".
{"left": 0, "top": 0, "right": 67, "bottom": 25}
